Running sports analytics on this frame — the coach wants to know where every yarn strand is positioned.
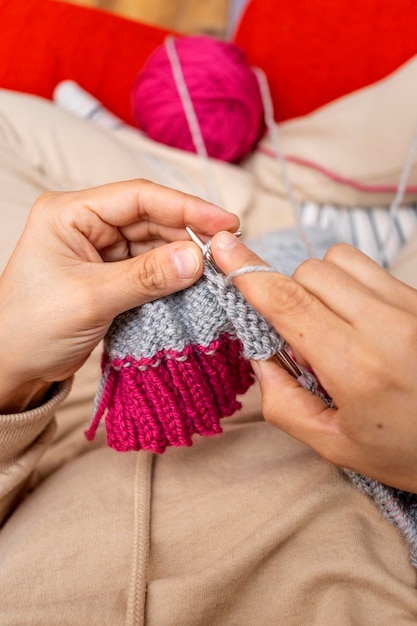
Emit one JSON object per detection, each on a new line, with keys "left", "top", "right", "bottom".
{"left": 380, "top": 119, "right": 417, "bottom": 267}
{"left": 164, "top": 36, "right": 221, "bottom": 206}
{"left": 254, "top": 67, "right": 315, "bottom": 259}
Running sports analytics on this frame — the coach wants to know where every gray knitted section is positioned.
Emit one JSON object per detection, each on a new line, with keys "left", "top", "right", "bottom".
{"left": 343, "top": 470, "right": 417, "bottom": 567}
{"left": 105, "top": 226, "right": 335, "bottom": 361}
{"left": 105, "top": 277, "right": 223, "bottom": 359}
{"left": 105, "top": 268, "right": 284, "bottom": 361}
{"left": 246, "top": 225, "right": 340, "bottom": 275}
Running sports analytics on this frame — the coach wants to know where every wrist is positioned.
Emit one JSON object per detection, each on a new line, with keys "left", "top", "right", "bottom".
{"left": 0, "top": 378, "right": 53, "bottom": 414}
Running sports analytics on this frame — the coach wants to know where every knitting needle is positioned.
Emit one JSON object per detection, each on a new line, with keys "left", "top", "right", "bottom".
{"left": 185, "top": 226, "right": 303, "bottom": 380}
{"left": 273, "top": 349, "right": 303, "bottom": 378}
{"left": 185, "top": 226, "right": 241, "bottom": 275}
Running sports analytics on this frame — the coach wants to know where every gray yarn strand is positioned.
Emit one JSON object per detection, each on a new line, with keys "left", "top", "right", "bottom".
{"left": 204, "top": 267, "right": 285, "bottom": 360}
{"left": 225, "top": 265, "right": 277, "bottom": 283}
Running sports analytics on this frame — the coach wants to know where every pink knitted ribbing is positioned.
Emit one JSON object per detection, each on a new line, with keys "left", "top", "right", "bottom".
{"left": 85, "top": 333, "right": 254, "bottom": 453}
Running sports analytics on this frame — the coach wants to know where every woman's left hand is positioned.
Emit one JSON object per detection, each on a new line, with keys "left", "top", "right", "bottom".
{"left": 0, "top": 179, "right": 239, "bottom": 412}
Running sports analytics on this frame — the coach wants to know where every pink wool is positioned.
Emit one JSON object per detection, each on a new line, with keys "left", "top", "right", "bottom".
{"left": 85, "top": 334, "right": 255, "bottom": 453}
{"left": 131, "top": 36, "right": 264, "bottom": 163}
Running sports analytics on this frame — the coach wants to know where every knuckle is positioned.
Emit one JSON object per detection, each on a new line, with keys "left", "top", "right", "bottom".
{"left": 131, "top": 254, "right": 169, "bottom": 295}
{"left": 272, "top": 274, "right": 312, "bottom": 316}
{"left": 30, "top": 191, "right": 61, "bottom": 217}
{"left": 292, "top": 257, "right": 321, "bottom": 282}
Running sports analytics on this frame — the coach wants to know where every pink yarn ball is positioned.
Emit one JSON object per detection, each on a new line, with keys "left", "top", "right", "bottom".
{"left": 132, "top": 36, "right": 264, "bottom": 163}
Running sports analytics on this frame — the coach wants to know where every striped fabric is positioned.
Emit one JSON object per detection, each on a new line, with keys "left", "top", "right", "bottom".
{"left": 301, "top": 201, "right": 417, "bottom": 268}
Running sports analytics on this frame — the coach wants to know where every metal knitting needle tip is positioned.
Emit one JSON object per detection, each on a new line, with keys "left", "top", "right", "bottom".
{"left": 186, "top": 227, "right": 242, "bottom": 270}
{"left": 185, "top": 226, "right": 224, "bottom": 275}
{"left": 273, "top": 349, "right": 303, "bottom": 379}
{"left": 186, "top": 227, "right": 242, "bottom": 246}
{"left": 186, "top": 227, "right": 301, "bottom": 381}
{"left": 185, "top": 226, "right": 205, "bottom": 252}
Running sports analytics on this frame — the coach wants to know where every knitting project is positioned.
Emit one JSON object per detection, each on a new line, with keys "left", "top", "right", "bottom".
{"left": 86, "top": 271, "right": 274, "bottom": 453}
{"left": 85, "top": 226, "right": 331, "bottom": 452}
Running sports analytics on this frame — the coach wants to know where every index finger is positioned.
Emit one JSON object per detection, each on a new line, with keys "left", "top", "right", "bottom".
{"left": 211, "top": 231, "right": 352, "bottom": 367}
{"left": 71, "top": 179, "right": 240, "bottom": 234}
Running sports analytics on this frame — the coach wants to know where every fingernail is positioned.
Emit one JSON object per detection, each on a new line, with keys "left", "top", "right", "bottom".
{"left": 173, "top": 247, "right": 200, "bottom": 279}
{"left": 216, "top": 230, "right": 240, "bottom": 251}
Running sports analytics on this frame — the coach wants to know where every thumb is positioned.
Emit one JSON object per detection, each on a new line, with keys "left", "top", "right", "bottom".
{"left": 92, "top": 241, "right": 203, "bottom": 318}
{"left": 252, "top": 358, "right": 340, "bottom": 452}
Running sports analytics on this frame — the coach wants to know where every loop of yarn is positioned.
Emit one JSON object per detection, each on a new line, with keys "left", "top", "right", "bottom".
{"left": 132, "top": 36, "right": 264, "bottom": 163}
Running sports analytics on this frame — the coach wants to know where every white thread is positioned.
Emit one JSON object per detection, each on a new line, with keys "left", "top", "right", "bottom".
{"left": 165, "top": 36, "right": 221, "bottom": 206}
{"left": 167, "top": 38, "right": 417, "bottom": 272}
{"left": 254, "top": 67, "right": 417, "bottom": 269}
{"left": 380, "top": 119, "right": 417, "bottom": 267}
{"left": 253, "top": 67, "right": 315, "bottom": 259}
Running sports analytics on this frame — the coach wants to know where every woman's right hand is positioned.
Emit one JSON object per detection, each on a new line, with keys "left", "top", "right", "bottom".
{"left": 212, "top": 230, "right": 417, "bottom": 492}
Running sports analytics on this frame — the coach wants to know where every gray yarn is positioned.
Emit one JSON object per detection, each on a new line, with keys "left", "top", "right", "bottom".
{"left": 105, "top": 227, "right": 325, "bottom": 361}
{"left": 222, "top": 226, "right": 417, "bottom": 565}
{"left": 106, "top": 278, "right": 221, "bottom": 359}
{"left": 105, "top": 264, "right": 284, "bottom": 362}
{"left": 246, "top": 225, "right": 339, "bottom": 275}
{"left": 204, "top": 268, "right": 284, "bottom": 359}
{"left": 105, "top": 225, "right": 336, "bottom": 360}
{"left": 251, "top": 228, "right": 417, "bottom": 565}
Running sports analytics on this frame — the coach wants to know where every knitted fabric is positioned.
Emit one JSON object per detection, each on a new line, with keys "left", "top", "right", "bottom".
{"left": 343, "top": 470, "right": 417, "bottom": 567}
{"left": 86, "top": 260, "right": 287, "bottom": 454}
{"left": 86, "top": 227, "right": 333, "bottom": 453}
{"left": 86, "top": 272, "right": 281, "bottom": 453}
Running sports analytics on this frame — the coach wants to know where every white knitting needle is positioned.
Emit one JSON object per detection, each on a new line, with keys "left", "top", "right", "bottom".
{"left": 185, "top": 226, "right": 303, "bottom": 380}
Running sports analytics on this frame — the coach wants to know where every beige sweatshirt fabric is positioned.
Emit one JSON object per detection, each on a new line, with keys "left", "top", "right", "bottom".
{"left": 1, "top": 56, "right": 417, "bottom": 624}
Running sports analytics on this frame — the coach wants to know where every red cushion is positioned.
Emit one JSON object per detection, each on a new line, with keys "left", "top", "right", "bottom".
{"left": 233, "top": 0, "right": 417, "bottom": 121}
{"left": 0, "top": 0, "right": 173, "bottom": 125}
